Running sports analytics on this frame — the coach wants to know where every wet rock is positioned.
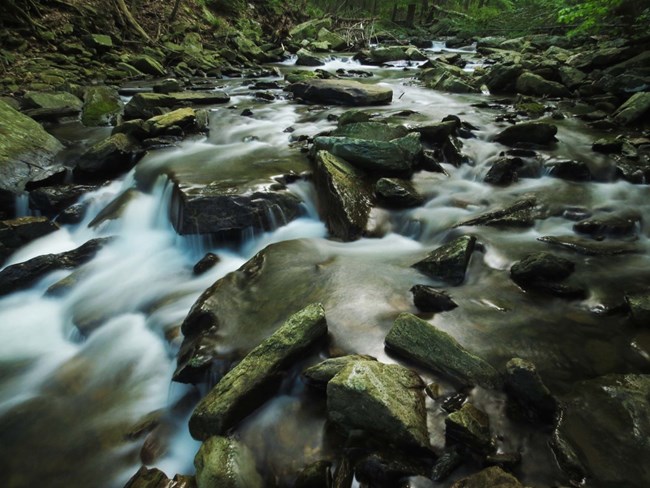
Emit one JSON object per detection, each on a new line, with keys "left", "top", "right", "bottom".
{"left": 446, "top": 403, "right": 494, "bottom": 454}
{"left": 124, "top": 91, "right": 230, "bottom": 120}
{"left": 73, "top": 133, "right": 143, "bottom": 180}
{"left": 313, "top": 133, "right": 422, "bottom": 175}
{"left": 331, "top": 121, "right": 408, "bottom": 141}
{"left": 124, "top": 466, "right": 196, "bottom": 488}
{"left": 480, "top": 63, "right": 523, "bottom": 93}
{"left": 355, "top": 451, "right": 431, "bottom": 486}
{"left": 311, "top": 150, "right": 374, "bottom": 241}
{"left": 411, "top": 235, "right": 476, "bottom": 286}
{"left": 551, "top": 374, "right": 650, "bottom": 487}
{"left": 625, "top": 293, "right": 650, "bottom": 326}
{"left": 0, "top": 216, "right": 59, "bottom": 265}
{"left": 194, "top": 436, "right": 263, "bottom": 488}
{"left": 546, "top": 159, "right": 591, "bottom": 181}
{"left": 385, "top": 313, "right": 499, "bottom": 388}
{"left": 130, "top": 55, "right": 166, "bottom": 76}
{"left": 612, "top": 92, "right": 650, "bottom": 126}
{"left": 558, "top": 65, "right": 587, "bottom": 89}
{"left": 153, "top": 78, "right": 183, "bottom": 94}
{"left": 22, "top": 91, "right": 83, "bottom": 121}
{"left": 56, "top": 203, "right": 87, "bottom": 225}
{"left": 494, "top": 122, "right": 557, "bottom": 146}
{"left": 338, "top": 109, "right": 372, "bottom": 125}
{"left": 29, "top": 184, "right": 96, "bottom": 217}
{"left": 327, "top": 359, "right": 430, "bottom": 450}
{"left": 484, "top": 452, "right": 522, "bottom": 471}
{"left": 83, "top": 34, "right": 113, "bottom": 52}
{"left": 592, "top": 137, "right": 623, "bottom": 154}
{"left": 0, "top": 99, "right": 64, "bottom": 211}
{"left": 449, "top": 466, "right": 524, "bottom": 488}
{"left": 0, "top": 237, "right": 111, "bottom": 296}
{"left": 375, "top": 177, "right": 423, "bottom": 208}
{"left": 505, "top": 357, "right": 558, "bottom": 423}
{"left": 431, "top": 447, "right": 464, "bottom": 482}
{"left": 294, "top": 460, "right": 332, "bottom": 488}
{"left": 189, "top": 304, "right": 327, "bottom": 439}
{"left": 296, "top": 48, "right": 324, "bottom": 67}
{"left": 287, "top": 79, "right": 393, "bottom": 106}
{"left": 410, "top": 285, "right": 457, "bottom": 313}
{"left": 538, "top": 235, "right": 642, "bottom": 256}
{"left": 515, "top": 71, "right": 571, "bottom": 98}
{"left": 510, "top": 251, "right": 582, "bottom": 298}
{"left": 303, "top": 354, "right": 377, "bottom": 386}
{"left": 193, "top": 253, "right": 220, "bottom": 276}
{"left": 484, "top": 157, "right": 522, "bottom": 186}
{"left": 317, "top": 27, "right": 347, "bottom": 51}
{"left": 81, "top": 86, "right": 123, "bottom": 126}
{"left": 366, "top": 46, "right": 408, "bottom": 63}
{"left": 411, "top": 120, "right": 458, "bottom": 144}
{"left": 573, "top": 212, "right": 640, "bottom": 238}
{"left": 170, "top": 182, "right": 301, "bottom": 238}
{"left": 332, "top": 457, "right": 353, "bottom": 488}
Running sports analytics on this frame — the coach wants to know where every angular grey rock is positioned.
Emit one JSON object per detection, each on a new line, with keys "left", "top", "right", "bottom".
{"left": 194, "top": 436, "right": 263, "bottom": 488}
{"left": 188, "top": 304, "right": 327, "bottom": 439}
{"left": 327, "top": 360, "right": 430, "bottom": 450}
{"left": 303, "top": 354, "right": 376, "bottom": 386}
{"left": 287, "top": 79, "right": 393, "bottom": 106}
{"left": 410, "top": 285, "right": 457, "bottom": 313}
{"left": 445, "top": 403, "right": 494, "bottom": 453}
{"left": 505, "top": 357, "right": 558, "bottom": 423}
{"left": 411, "top": 235, "right": 476, "bottom": 285}
{"left": 515, "top": 71, "right": 571, "bottom": 98}
{"left": 385, "top": 313, "right": 499, "bottom": 388}
{"left": 494, "top": 122, "right": 557, "bottom": 146}
{"left": 375, "top": 177, "right": 423, "bottom": 208}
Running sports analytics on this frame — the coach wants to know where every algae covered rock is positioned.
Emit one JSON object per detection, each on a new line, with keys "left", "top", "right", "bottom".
{"left": 385, "top": 313, "right": 499, "bottom": 388}
{"left": 411, "top": 235, "right": 476, "bottom": 285}
{"left": 82, "top": 86, "right": 123, "bottom": 126}
{"left": 74, "top": 133, "right": 143, "bottom": 180}
{"left": 327, "top": 359, "right": 430, "bottom": 450}
{"left": 303, "top": 354, "right": 377, "bottom": 386}
{"left": 124, "top": 91, "right": 230, "bottom": 119}
{"left": 124, "top": 466, "right": 195, "bottom": 488}
{"left": 331, "top": 121, "right": 408, "bottom": 142}
{"left": 0, "top": 99, "right": 63, "bottom": 210}
{"left": 375, "top": 177, "right": 423, "bottom": 208}
{"left": 290, "top": 18, "right": 332, "bottom": 42}
{"left": 194, "top": 436, "right": 263, "bottom": 488}
{"left": 312, "top": 150, "right": 374, "bottom": 241}
{"left": 189, "top": 303, "right": 327, "bottom": 439}
{"left": 287, "top": 79, "right": 393, "bottom": 106}
{"left": 22, "top": 91, "right": 83, "bottom": 120}
{"left": 317, "top": 27, "right": 347, "bottom": 51}
{"left": 296, "top": 48, "right": 324, "bottom": 67}
{"left": 129, "top": 55, "right": 166, "bottom": 76}
{"left": 313, "top": 133, "right": 422, "bottom": 175}
{"left": 515, "top": 71, "right": 571, "bottom": 98}
{"left": 410, "top": 285, "right": 457, "bottom": 313}
{"left": 445, "top": 403, "right": 494, "bottom": 453}
{"left": 612, "top": 92, "right": 650, "bottom": 126}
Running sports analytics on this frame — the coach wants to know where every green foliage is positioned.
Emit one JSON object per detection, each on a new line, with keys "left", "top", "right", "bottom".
{"left": 557, "top": 0, "right": 623, "bottom": 35}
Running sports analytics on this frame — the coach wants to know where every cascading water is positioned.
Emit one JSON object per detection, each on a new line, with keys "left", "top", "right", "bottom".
{"left": 1, "top": 43, "right": 649, "bottom": 488}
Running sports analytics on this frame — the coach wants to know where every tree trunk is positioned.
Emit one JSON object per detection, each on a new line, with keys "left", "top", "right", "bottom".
{"left": 113, "top": 0, "right": 152, "bottom": 42}
{"left": 405, "top": 3, "right": 416, "bottom": 26}
{"left": 169, "top": 0, "right": 182, "bottom": 22}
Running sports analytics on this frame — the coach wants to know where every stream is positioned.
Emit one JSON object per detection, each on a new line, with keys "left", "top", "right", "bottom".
{"left": 1, "top": 43, "right": 649, "bottom": 487}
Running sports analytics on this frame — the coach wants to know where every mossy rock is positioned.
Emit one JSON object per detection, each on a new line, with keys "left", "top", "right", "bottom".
{"left": 129, "top": 55, "right": 166, "bottom": 76}
{"left": 82, "top": 86, "right": 123, "bottom": 126}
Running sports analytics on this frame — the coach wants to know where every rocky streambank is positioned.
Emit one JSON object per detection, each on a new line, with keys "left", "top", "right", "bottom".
{"left": 0, "top": 13, "right": 649, "bottom": 488}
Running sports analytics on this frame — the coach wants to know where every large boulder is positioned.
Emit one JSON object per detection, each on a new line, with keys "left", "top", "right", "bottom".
{"left": 28, "top": 184, "right": 96, "bottom": 217}
{"left": 385, "top": 313, "right": 499, "bottom": 388}
{"left": 479, "top": 63, "right": 523, "bottom": 93}
{"left": 194, "top": 437, "right": 263, "bottom": 488}
{"left": 188, "top": 304, "right": 327, "bottom": 439}
{"left": 317, "top": 27, "right": 347, "bottom": 51}
{"left": 515, "top": 71, "right": 571, "bottom": 98}
{"left": 551, "top": 374, "right": 650, "bottom": 487}
{"left": 367, "top": 46, "right": 408, "bottom": 63}
{"left": 290, "top": 18, "right": 332, "bottom": 42}
{"left": 124, "top": 91, "right": 230, "bottom": 120}
{"left": 331, "top": 121, "right": 408, "bottom": 142}
{"left": 327, "top": 359, "right": 430, "bottom": 450}
{"left": 296, "top": 48, "right": 324, "bottom": 67}
{"left": 312, "top": 150, "right": 374, "bottom": 241}
{"left": 312, "top": 133, "right": 422, "bottom": 175}
{"left": 169, "top": 181, "right": 301, "bottom": 237}
{"left": 73, "top": 133, "right": 144, "bottom": 180}
{"left": 612, "top": 92, "right": 650, "bottom": 126}
{"left": 0, "top": 237, "right": 111, "bottom": 296}
{"left": 287, "top": 79, "right": 393, "bottom": 106}
{"left": 0, "top": 99, "right": 64, "bottom": 215}
{"left": 303, "top": 354, "right": 377, "bottom": 386}
{"left": 494, "top": 122, "right": 557, "bottom": 146}
{"left": 411, "top": 235, "right": 476, "bottom": 285}
{"left": 510, "top": 251, "right": 584, "bottom": 298}
{"left": 445, "top": 403, "right": 493, "bottom": 453}
{"left": 81, "top": 86, "right": 123, "bottom": 126}
{"left": 22, "top": 91, "right": 83, "bottom": 120}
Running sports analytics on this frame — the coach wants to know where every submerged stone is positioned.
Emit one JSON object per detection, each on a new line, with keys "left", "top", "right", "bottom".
{"left": 327, "top": 360, "right": 430, "bottom": 450}
{"left": 194, "top": 436, "right": 263, "bottom": 488}
{"left": 411, "top": 235, "right": 476, "bottom": 286}
{"left": 287, "top": 79, "right": 393, "bottom": 106}
{"left": 188, "top": 303, "right": 327, "bottom": 439}
{"left": 385, "top": 313, "right": 499, "bottom": 388}
{"left": 313, "top": 133, "right": 422, "bottom": 175}
{"left": 551, "top": 374, "right": 650, "bottom": 487}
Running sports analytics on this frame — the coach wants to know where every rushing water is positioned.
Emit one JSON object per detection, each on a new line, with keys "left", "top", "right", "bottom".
{"left": 1, "top": 43, "right": 649, "bottom": 488}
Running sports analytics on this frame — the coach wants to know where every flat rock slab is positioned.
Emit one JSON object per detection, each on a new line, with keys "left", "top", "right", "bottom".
{"left": 287, "top": 79, "right": 393, "bottom": 106}
{"left": 538, "top": 235, "right": 643, "bottom": 256}
{"left": 312, "top": 150, "right": 374, "bottom": 241}
{"left": 385, "top": 313, "right": 499, "bottom": 389}
{"left": 189, "top": 303, "right": 327, "bottom": 439}
{"left": 124, "top": 91, "right": 230, "bottom": 119}
{"left": 327, "top": 359, "right": 430, "bottom": 450}
{"left": 494, "top": 122, "right": 557, "bottom": 146}
{"left": 411, "top": 235, "right": 476, "bottom": 285}
{"left": 551, "top": 374, "right": 650, "bottom": 487}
